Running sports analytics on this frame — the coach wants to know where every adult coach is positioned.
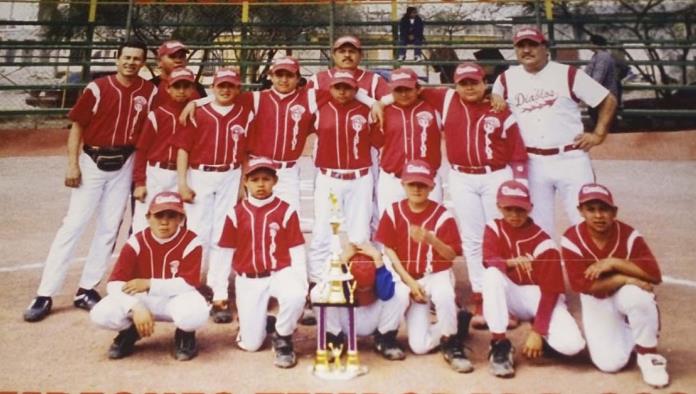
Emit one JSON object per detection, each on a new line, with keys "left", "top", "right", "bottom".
{"left": 24, "top": 40, "right": 156, "bottom": 322}
{"left": 151, "top": 40, "right": 206, "bottom": 107}
{"left": 492, "top": 27, "right": 617, "bottom": 236}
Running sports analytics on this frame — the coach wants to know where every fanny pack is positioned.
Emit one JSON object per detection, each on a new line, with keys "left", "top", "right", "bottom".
{"left": 83, "top": 145, "right": 134, "bottom": 172}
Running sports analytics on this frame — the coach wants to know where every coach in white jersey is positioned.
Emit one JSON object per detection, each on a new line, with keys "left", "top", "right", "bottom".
{"left": 492, "top": 27, "right": 617, "bottom": 236}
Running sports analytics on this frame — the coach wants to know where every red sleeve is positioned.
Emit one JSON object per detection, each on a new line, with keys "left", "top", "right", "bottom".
{"left": 218, "top": 215, "right": 238, "bottom": 249}
{"left": 419, "top": 87, "right": 448, "bottom": 110}
{"left": 109, "top": 243, "right": 138, "bottom": 282}
{"left": 630, "top": 236, "right": 662, "bottom": 284}
{"left": 532, "top": 291, "right": 560, "bottom": 336}
{"left": 533, "top": 248, "right": 565, "bottom": 294}
{"left": 68, "top": 86, "right": 97, "bottom": 127}
{"left": 284, "top": 211, "right": 305, "bottom": 248}
{"left": 506, "top": 116, "right": 528, "bottom": 162}
{"left": 178, "top": 240, "right": 202, "bottom": 287}
{"left": 236, "top": 91, "right": 254, "bottom": 109}
{"left": 561, "top": 241, "right": 593, "bottom": 293}
{"left": 314, "top": 89, "right": 331, "bottom": 108}
{"left": 482, "top": 225, "right": 508, "bottom": 272}
{"left": 133, "top": 114, "right": 157, "bottom": 186}
{"left": 374, "top": 76, "right": 390, "bottom": 99}
{"left": 171, "top": 122, "right": 197, "bottom": 152}
{"left": 370, "top": 122, "right": 385, "bottom": 148}
{"left": 435, "top": 217, "right": 463, "bottom": 257}
{"left": 375, "top": 212, "right": 398, "bottom": 250}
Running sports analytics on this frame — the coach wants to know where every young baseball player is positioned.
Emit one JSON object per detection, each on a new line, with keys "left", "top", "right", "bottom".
{"left": 217, "top": 157, "right": 307, "bottom": 368}
{"left": 376, "top": 160, "right": 473, "bottom": 373}
{"left": 90, "top": 191, "right": 209, "bottom": 360}
{"left": 132, "top": 67, "right": 197, "bottom": 233}
{"left": 561, "top": 183, "right": 668, "bottom": 388}
{"left": 307, "top": 71, "right": 378, "bottom": 289}
{"left": 373, "top": 67, "right": 443, "bottom": 215}
{"left": 150, "top": 40, "right": 206, "bottom": 108}
{"left": 482, "top": 180, "right": 585, "bottom": 378}
{"left": 23, "top": 40, "right": 156, "bottom": 322}
{"left": 172, "top": 67, "right": 254, "bottom": 324}
{"left": 310, "top": 242, "right": 410, "bottom": 360}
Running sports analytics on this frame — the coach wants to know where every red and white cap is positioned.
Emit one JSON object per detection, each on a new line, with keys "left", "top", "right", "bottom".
{"left": 158, "top": 40, "right": 189, "bottom": 57}
{"left": 330, "top": 70, "right": 358, "bottom": 89}
{"left": 245, "top": 157, "right": 278, "bottom": 175}
{"left": 389, "top": 67, "right": 419, "bottom": 89}
{"left": 213, "top": 68, "right": 241, "bottom": 86}
{"left": 333, "top": 35, "right": 362, "bottom": 51}
{"left": 497, "top": 180, "right": 532, "bottom": 211}
{"left": 271, "top": 56, "right": 299, "bottom": 74}
{"left": 168, "top": 67, "right": 195, "bottom": 85}
{"left": 513, "top": 27, "right": 547, "bottom": 45}
{"left": 349, "top": 253, "right": 377, "bottom": 306}
{"left": 149, "top": 191, "right": 186, "bottom": 215}
{"left": 454, "top": 62, "right": 485, "bottom": 83}
{"left": 401, "top": 159, "right": 435, "bottom": 187}
{"left": 578, "top": 183, "right": 616, "bottom": 208}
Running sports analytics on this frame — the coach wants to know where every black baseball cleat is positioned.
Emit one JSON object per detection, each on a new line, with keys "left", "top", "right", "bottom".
{"left": 73, "top": 288, "right": 101, "bottom": 311}
{"left": 373, "top": 330, "right": 406, "bottom": 361}
{"left": 272, "top": 332, "right": 297, "bottom": 368}
{"left": 174, "top": 329, "right": 198, "bottom": 361}
{"left": 108, "top": 325, "right": 140, "bottom": 359}
{"left": 23, "top": 296, "right": 53, "bottom": 322}
{"left": 441, "top": 335, "right": 474, "bottom": 373}
{"left": 488, "top": 338, "right": 515, "bottom": 378}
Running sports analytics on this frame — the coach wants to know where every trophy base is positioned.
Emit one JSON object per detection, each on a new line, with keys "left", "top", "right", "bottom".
{"left": 309, "top": 364, "right": 368, "bottom": 380}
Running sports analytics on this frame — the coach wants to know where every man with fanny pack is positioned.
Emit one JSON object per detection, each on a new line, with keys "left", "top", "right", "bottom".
{"left": 23, "top": 40, "right": 157, "bottom": 322}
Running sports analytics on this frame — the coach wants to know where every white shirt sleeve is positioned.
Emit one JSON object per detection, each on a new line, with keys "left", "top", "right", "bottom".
{"left": 492, "top": 75, "right": 505, "bottom": 97}
{"left": 289, "top": 245, "right": 309, "bottom": 291}
{"left": 571, "top": 68, "right": 610, "bottom": 108}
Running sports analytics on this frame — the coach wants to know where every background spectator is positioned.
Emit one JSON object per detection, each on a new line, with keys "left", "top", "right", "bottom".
{"left": 398, "top": 7, "right": 425, "bottom": 61}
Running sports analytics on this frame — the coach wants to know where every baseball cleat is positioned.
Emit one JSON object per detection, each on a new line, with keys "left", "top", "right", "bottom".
{"left": 272, "top": 332, "right": 297, "bottom": 368}
{"left": 108, "top": 325, "right": 139, "bottom": 359}
{"left": 210, "top": 302, "right": 233, "bottom": 324}
{"left": 373, "top": 330, "right": 406, "bottom": 361}
{"left": 489, "top": 338, "right": 515, "bottom": 378}
{"left": 73, "top": 288, "right": 101, "bottom": 311}
{"left": 299, "top": 306, "right": 317, "bottom": 326}
{"left": 441, "top": 336, "right": 474, "bottom": 373}
{"left": 174, "top": 329, "right": 198, "bottom": 361}
{"left": 23, "top": 296, "right": 52, "bottom": 322}
{"left": 637, "top": 353, "right": 669, "bottom": 388}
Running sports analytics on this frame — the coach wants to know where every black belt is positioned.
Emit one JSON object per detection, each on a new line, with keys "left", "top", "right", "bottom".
{"left": 237, "top": 271, "right": 271, "bottom": 278}
{"left": 526, "top": 144, "right": 579, "bottom": 156}
{"left": 191, "top": 163, "right": 240, "bottom": 172}
{"left": 148, "top": 160, "right": 177, "bottom": 170}
{"left": 320, "top": 167, "right": 370, "bottom": 180}
{"left": 83, "top": 144, "right": 134, "bottom": 157}
{"left": 451, "top": 163, "right": 505, "bottom": 174}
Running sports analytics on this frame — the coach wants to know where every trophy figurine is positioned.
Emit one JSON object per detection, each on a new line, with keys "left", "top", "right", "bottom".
{"left": 310, "top": 192, "right": 368, "bottom": 380}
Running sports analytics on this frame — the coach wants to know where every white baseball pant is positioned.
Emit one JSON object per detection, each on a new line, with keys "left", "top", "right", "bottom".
{"left": 482, "top": 267, "right": 585, "bottom": 355}
{"left": 405, "top": 269, "right": 458, "bottom": 354}
{"left": 377, "top": 169, "right": 443, "bottom": 216}
{"left": 271, "top": 164, "right": 301, "bottom": 212}
{"left": 307, "top": 171, "right": 373, "bottom": 283}
{"left": 580, "top": 285, "right": 660, "bottom": 373}
{"left": 369, "top": 148, "right": 381, "bottom": 238}
{"left": 90, "top": 290, "right": 209, "bottom": 332}
{"left": 132, "top": 165, "right": 178, "bottom": 234}
{"left": 448, "top": 166, "right": 513, "bottom": 293}
{"left": 235, "top": 267, "right": 306, "bottom": 351}
{"left": 183, "top": 168, "right": 241, "bottom": 293}
{"left": 37, "top": 152, "right": 133, "bottom": 297}
{"left": 527, "top": 151, "right": 594, "bottom": 236}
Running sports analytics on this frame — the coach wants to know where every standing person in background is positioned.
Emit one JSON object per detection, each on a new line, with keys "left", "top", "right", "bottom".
{"left": 151, "top": 40, "right": 206, "bottom": 108}
{"left": 586, "top": 34, "right": 619, "bottom": 128}
{"left": 397, "top": 7, "right": 425, "bottom": 62}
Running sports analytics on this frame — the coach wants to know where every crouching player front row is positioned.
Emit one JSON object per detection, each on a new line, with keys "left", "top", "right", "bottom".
{"left": 481, "top": 180, "right": 585, "bottom": 378}
{"left": 90, "top": 191, "right": 210, "bottom": 360}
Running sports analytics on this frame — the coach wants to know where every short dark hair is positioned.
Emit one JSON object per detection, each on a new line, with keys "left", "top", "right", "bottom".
{"left": 117, "top": 40, "right": 148, "bottom": 60}
{"left": 590, "top": 34, "right": 608, "bottom": 47}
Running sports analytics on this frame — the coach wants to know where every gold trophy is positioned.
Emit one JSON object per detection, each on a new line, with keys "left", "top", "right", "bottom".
{"left": 310, "top": 192, "right": 368, "bottom": 380}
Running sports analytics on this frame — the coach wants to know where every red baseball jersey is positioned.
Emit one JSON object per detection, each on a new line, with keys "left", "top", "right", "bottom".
{"left": 374, "top": 99, "right": 442, "bottom": 175}
{"left": 133, "top": 101, "right": 187, "bottom": 186}
{"left": 376, "top": 200, "right": 462, "bottom": 277}
{"left": 150, "top": 80, "right": 204, "bottom": 110}
{"left": 483, "top": 218, "right": 564, "bottom": 335}
{"left": 69, "top": 74, "right": 156, "bottom": 147}
{"left": 561, "top": 220, "right": 662, "bottom": 297}
{"left": 218, "top": 197, "right": 305, "bottom": 275}
{"left": 109, "top": 227, "right": 202, "bottom": 288}
{"left": 172, "top": 101, "right": 254, "bottom": 167}
{"left": 308, "top": 68, "right": 390, "bottom": 99}
{"left": 420, "top": 88, "right": 527, "bottom": 169}
{"left": 313, "top": 99, "right": 376, "bottom": 170}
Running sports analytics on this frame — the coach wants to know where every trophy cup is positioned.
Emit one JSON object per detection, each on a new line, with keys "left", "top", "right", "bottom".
{"left": 310, "top": 192, "right": 368, "bottom": 380}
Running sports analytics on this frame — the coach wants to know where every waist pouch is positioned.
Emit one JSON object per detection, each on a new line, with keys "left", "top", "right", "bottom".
{"left": 83, "top": 145, "right": 134, "bottom": 172}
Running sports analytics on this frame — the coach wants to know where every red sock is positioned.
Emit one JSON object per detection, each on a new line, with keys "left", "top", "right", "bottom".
{"left": 635, "top": 345, "right": 657, "bottom": 354}
{"left": 492, "top": 333, "right": 506, "bottom": 341}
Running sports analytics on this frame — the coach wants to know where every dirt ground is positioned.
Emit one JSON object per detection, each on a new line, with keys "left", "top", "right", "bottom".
{"left": 0, "top": 129, "right": 695, "bottom": 394}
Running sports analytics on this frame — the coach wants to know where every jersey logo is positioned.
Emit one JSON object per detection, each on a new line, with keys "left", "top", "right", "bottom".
{"left": 514, "top": 89, "right": 558, "bottom": 113}
{"left": 229, "top": 124, "right": 245, "bottom": 136}
{"left": 483, "top": 116, "right": 501, "bottom": 134}
{"left": 415, "top": 111, "right": 433, "bottom": 158}
{"left": 133, "top": 96, "right": 147, "bottom": 112}
{"left": 268, "top": 222, "right": 280, "bottom": 269}
{"left": 169, "top": 260, "right": 180, "bottom": 277}
{"left": 289, "top": 105, "right": 306, "bottom": 150}
{"left": 350, "top": 114, "right": 368, "bottom": 159}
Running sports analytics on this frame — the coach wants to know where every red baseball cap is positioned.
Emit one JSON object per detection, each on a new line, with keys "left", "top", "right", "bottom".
{"left": 349, "top": 253, "right": 377, "bottom": 306}
{"left": 158, "top": 40, "right": 189, "bottom": 57}
{"left": 578, "top": 183, "right": 616, "bottom": 208}
{"left": 513, "top": 27, "right": 547, "bottom": 45}
{"left": 213, "top": 68, "right": 241, "bottom": 86}
{"left": 454, "top": 62, "right": 485, "bottom": 83}
{"left": 245, "top": 157, "right": 278, "bottom": 176}
{"left": 271, "top": 56, "right": 299, "bottom": 75}
{"left": 330, "top": 70, "right": 358, "bottom": 89}
{"left": 149, "top": 191, "right": 186, "bottom": 215}
{"left": 401, "top": 159, "right": 435, "bottom": 187}
{"left": 497, "top": 180, "right": 532, "bottom": 211}
{"left": 168, "top": 67, "right": 195, "bottom": 85}
{"left": 333, "top": 35, "right": 362, "bottom": 51}
{"left": 389, "top": 68, "right": 419, "bottom": 89}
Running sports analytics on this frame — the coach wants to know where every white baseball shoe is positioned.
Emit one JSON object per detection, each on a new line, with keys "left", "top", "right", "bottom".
{"left": 637, "top": 353, "right": 669, "bottom": 388}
